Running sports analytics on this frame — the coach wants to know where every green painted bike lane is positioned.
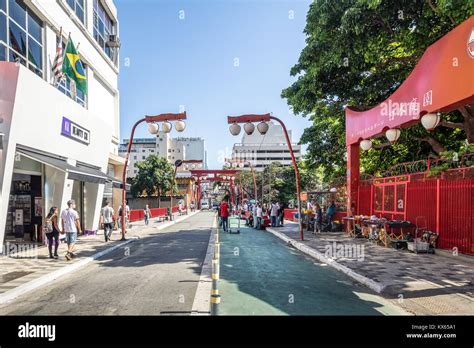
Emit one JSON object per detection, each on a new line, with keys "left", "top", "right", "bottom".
{"left": 218, "top": 217, "right": 408, "bottom": 315}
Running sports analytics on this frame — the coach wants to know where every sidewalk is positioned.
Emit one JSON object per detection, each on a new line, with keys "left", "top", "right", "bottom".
{"left": 0, "top": 211, "right": 199, "bottom": 304}
{"left": 266, "top": 222, "right": 474, "bottom": 315}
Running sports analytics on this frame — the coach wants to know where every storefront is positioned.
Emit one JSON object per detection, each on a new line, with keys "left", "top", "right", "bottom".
{"left": 2, "top": 145, "right": 114, "bottom": 244}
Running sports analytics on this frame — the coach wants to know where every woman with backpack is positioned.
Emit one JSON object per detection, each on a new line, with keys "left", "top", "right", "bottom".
{"left": 44, "top": 206, "right": 62, "bottom": 259}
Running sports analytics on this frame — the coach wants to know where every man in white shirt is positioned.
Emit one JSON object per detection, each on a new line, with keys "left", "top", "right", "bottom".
{"left": 256, "top": 203, "right": 263, "bottom": 230}
{"left": 100, "top": 201, "right": 114, "bottom": 242}
{"left": 270, "top": 202, "right": 279, "bottom": 227}
{"left": 61, "top": 199, "right": 81, "bottom": 260}
{"left": 252, "top": 203, "right": 258, "bottom": 228}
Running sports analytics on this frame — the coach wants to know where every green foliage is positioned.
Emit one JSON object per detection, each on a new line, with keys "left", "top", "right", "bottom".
{"left": 282, "top": 0, "right": 474, "bottom": 183}
{"left": 130, "top": 155, "right": 175, "bottom": 198}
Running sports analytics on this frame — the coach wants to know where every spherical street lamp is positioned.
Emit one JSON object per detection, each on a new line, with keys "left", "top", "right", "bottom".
{"left": 421, "top": 113, "right": 441, "bottom": 131}
{"left": 162, "top": 121, "right": 172, "bottom": 133}
{"left": 175, "top": 120, "right": 186, "bottom": 132}
{"left": 229, "top": 123, "right": 241, "bottom": 136}
{"left": 244, "top": 122, "right": 255, "bottom": 135}
{"left": 360, "top": 139, "right": 373, "bottom": 151}
{"left": 257, "top": 121, "right": 269, "bottom": 135}
{"left": 239, "top": 162, "right": 245, "bottom": 168}
{"left": 148, "top": 123, "right": 159, "bottom": 134}
{"left": 385, "top": 128, "right": 401, "bottom": 143}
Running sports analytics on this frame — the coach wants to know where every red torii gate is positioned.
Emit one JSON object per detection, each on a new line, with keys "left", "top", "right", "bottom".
{"left": 190, "top": 169, "right": 239, "bottom": 208}
{"left": 346, "top": 16, "right": 474, "bottom": 215}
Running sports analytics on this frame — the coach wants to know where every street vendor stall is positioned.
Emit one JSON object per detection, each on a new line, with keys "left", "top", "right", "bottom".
{"left": 344, "top": 16, "right": 474, "bottom": 255}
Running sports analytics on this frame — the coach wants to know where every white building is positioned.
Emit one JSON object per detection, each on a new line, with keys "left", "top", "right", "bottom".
{"left": 119, "top": 132, "right": 207, "bottom": 178}
{"left": 0, "top": 0, "right": 123, "bottom": 252}
{"left": 231, "top": 121, "right": 301, "bottom": 171}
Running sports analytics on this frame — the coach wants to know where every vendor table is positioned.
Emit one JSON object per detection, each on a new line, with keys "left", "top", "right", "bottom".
{"left": 384, "top": 220, "right": 416, "bottom": 241}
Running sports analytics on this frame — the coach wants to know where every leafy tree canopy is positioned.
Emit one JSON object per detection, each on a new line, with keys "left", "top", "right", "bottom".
{"left": 131, "top": 155, "right": 175, "bottom": 199}
{"left": 282, "top": 0, "right": 474, "bottom": 182}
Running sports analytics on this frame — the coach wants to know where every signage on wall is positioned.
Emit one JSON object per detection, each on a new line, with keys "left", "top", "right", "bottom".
{"left": 61, "top": 117, "right": 90, "bottom": 145}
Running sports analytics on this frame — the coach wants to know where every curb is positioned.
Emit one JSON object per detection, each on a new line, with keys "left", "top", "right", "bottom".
{"left": 266, "top": 227, "right": 386, "bottom": 294}
{"left": 191, "top": 214, "right": 216, "bottom": 315}
{"left": 0, "top": 210, "right": 201, "bottom": 305}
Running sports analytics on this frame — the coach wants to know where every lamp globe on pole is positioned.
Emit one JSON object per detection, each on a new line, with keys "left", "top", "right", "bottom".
{"left": 360, "top": 139, "right": 373, "bottom": 151}
{"left": 421, "top": 113, "right": 441, "bottom": 131}
{"left": 386, "top": 128, "right": 401, "bottom": 143}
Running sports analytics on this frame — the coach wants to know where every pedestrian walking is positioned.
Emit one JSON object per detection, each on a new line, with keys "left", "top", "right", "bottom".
{"left": 278, "top": 203, "right": 285, "bottom": 227}
{"left": 190, "top": 201, "right": 195, "bottom": 212}
{"left": 144, "top": 204, "right": 151, "bottom": 226}
{"left": 61, "top": 200, "right": 81, "bottom": 261}
{"left": 220, "top": 200, "right": 230, "bottom": 232}
{"left": 326, "top": 200, "right": 336, "bottom": 230}
{"left": 118, "top": 201, "right": 130, "bottom": 230}
{"left": 44, "top": 206, "right": 61, "bottom": 259}
{"left": 314, "top": 203, "right": 323, "bottom": 233}
{"left": 256, "top": 203, "right": 263, "bottom": 230}
{"left": 101, "top": 201, "right": 114, "bottom": 241}
{"left": 252, "top": 203, "right": 258, "bottom": 228}
{"left": 270, "top": 202, "right": 279, "bottom": 227}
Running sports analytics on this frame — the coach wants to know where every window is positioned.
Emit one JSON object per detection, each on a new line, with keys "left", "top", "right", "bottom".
{"left": 93, "top": 0, "right": 116, "bottom": 64}
{"left": 133, "top": 156, "right": 137, "bottom": 160}
{"left": 0, "top": 0, "right": 43, "bottom": 77}
{"left": 66, "top": 0, "right": 85, "bottom": 24}
{"left": 142, "top": 156, "right": 145, "bottom": 160}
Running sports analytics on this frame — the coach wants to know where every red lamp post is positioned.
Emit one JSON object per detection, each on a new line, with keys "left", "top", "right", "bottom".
{"left": 120, "top": 112, "right": 187, "bottom": 241}
{"left": 227, "top": 113, "right": 303, "bottom": 241}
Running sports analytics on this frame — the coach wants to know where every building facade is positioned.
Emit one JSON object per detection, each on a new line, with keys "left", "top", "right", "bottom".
{"left": 231, "top": 122, "right": 301, "bottom": 171}
{"left": 0, "top": 0, "right": 122, "bottom": 253}
{"left": 119, "top": 133, "right": 207, "bottom": 178}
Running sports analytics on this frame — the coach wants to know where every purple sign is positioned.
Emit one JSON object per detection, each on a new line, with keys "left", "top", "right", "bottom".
{"left": 61, "top": 117, "right": 90, "bottom": 145}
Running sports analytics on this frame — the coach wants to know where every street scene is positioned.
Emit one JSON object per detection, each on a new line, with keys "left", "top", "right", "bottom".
{"left": 0, "top": 0, "right": 473, "bottom": 346}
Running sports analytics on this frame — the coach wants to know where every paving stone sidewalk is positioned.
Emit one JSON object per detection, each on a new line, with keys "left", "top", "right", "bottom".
{"left": 0, "top": 212, "right": 195, "bottom": 298}
{"left": 267, "top": 223, "right": 474, "bottom": 315}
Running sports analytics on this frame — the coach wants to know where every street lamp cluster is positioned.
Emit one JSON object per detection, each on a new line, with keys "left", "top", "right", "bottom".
{"left": 360, "top": 113, "right": 441, "bottom": 151}
{"left": 147, "top": 119, "right": 186, "bottom": 134}
{"left": 229, "top": 120, "right": 269, "bottom": 136}
{"left": 227, "top": 113, "right": 304, "bottom": 241}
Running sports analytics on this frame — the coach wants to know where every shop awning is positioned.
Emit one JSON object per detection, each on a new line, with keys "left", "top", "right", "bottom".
{"left": 16, "top": 147, "right": 108, "bottom": 185}
{"left": 107, "top": 176, "right": 131, "bottom": 190}
{"left": 345, "top": 16, "right": 474, "bottom": 145}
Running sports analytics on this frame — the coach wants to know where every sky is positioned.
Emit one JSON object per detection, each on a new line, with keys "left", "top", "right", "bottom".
{"left": 116, "top": 0, "right": 312, "bottom": 169}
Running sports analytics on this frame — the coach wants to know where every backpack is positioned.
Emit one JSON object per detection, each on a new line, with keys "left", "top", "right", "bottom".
{"left": 43, "top": 218, "right": 53, "bottom": 234}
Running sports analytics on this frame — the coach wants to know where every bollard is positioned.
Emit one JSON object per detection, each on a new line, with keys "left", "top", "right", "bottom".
{"left": 214, "top": 242, "right": 220, "bottom": 260}
{"left": 211, "top": 258, "right": 220, "bottom": 315}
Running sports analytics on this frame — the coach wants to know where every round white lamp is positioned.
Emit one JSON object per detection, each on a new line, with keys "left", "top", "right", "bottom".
{"left": 257, "top": 121, "right": 269, "bottom": 135}
{"left": 360, "top": 139, "right": 373, "bottom": 151}
{"left": 386, "top": 128, "right": 401, "bottom": 143}
{"left": 229, "top": 123, "right": 241, "bottom": 136}
{"left": 421, "top": 113, "right": 441, "bottom": 131}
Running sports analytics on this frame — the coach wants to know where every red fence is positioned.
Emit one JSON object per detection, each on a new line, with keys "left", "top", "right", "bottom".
{"left": 358, "top": 168, "right": 474, "bottom": 255}
{"left": 128, "top": 206, "right": 179, "bottom": 222}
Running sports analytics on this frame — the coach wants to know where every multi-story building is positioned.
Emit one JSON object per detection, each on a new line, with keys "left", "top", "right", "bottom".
{"left": 119, "top": 133, "right": 207, "bottom": 178}
{"left": 0, "top": 0, "right": 123, "bottom": 252}
{"left": 231, "top": 121, "right": 301, "bottom": 171}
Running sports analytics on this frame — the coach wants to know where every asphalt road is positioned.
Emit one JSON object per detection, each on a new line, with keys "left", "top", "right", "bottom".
{"left": 0, "top": 212, "right": 214, "bottom": 315}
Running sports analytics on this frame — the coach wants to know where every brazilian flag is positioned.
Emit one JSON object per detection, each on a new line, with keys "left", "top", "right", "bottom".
{"left": 62, "top": 37, "right": 87, "bottom": 95}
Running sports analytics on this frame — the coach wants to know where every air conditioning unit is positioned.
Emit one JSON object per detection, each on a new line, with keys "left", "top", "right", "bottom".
{"left": 106, "top": 35, "right": 121, "bottom": 48}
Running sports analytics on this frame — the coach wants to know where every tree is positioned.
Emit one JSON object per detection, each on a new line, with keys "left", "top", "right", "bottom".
{"left": 282, "top": 0, "right": 474, "bottom": 182}
{"left": 130, "top": 155, "right": 175, "bottom": 207}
